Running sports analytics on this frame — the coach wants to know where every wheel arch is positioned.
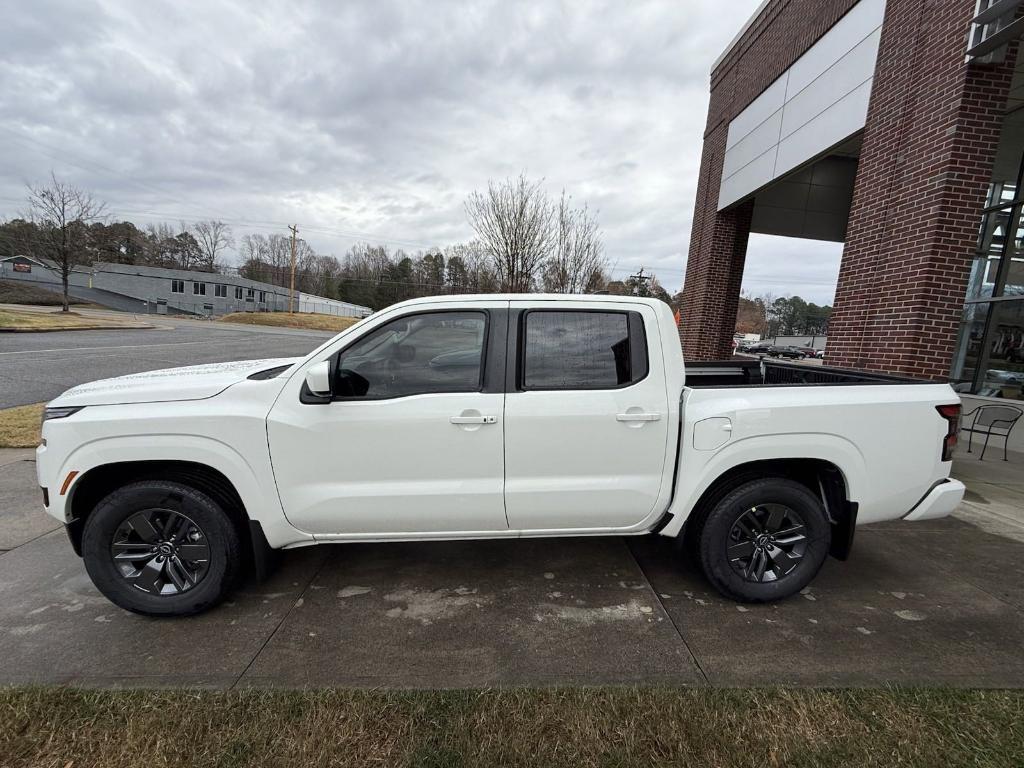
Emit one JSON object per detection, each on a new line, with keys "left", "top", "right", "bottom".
{"left": 67, "top": 461, "right": 247, "bottom": 554}
{"left": 64, "top": 458, "right": 297, "bottom": 582}
{"left": 52, "top": 434, "right": 312, "bottom": 552}
{"left": 675, "top": 458, "right": 858, "bottom": 561}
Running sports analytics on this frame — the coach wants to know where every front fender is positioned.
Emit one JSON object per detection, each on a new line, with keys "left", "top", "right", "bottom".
{"left": 658, "top": 432, "right": 866, "bottom": 538}
{"left": 51, "top": 434, "right": 312, "bottom": 549}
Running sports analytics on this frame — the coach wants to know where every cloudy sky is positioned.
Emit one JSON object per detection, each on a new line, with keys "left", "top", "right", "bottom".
{"left": 0, "top": 0, "right": 842, "bottom": 303}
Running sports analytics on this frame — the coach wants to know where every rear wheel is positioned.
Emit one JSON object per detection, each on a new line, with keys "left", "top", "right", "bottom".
{"left": 692, "top": 477, "right": 830, "bottom": 603}
{"left": 82, "top": 481, "right": 242, "bottom": 616}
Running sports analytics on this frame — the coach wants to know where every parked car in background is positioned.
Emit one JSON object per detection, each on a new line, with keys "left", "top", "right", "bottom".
{"left": 743, "top": 342, "right": 772, "bottom": 354}
{"left": 766, "top": 345, "right": 805, "bottom": 359}
{"left": 38, "top": 294, "right": 964, "bottom": 616}
{"left": 815, "top": 349, "right": 826, "bottom": 359}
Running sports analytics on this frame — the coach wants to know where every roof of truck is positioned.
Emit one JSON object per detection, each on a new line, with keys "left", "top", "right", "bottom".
{"left": 384, "top": 293, "right": 667, "bottom": 310}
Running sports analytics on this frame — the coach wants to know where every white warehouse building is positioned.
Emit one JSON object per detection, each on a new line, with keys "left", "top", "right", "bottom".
{"left": 0, "top": 257, "right": 372, "bottom": 319}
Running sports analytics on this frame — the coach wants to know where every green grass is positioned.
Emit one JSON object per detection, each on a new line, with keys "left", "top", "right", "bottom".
{"left": 2, "top": 687, "right": 1022, "bottom": 767}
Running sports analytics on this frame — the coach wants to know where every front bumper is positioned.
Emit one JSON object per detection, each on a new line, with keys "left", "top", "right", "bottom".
{"left": 902, "top": 479, "right": 966, "bottom": 522}
{"left": 36, "top": 442, "right": 67, "bottom": 523}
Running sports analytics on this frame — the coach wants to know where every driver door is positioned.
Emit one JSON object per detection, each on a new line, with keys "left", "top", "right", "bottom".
{"left": 267, "top": 303, "right": 509, "bottom": 536}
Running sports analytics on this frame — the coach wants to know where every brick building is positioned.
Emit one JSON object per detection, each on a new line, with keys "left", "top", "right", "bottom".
{"left": 682, "top": 0, "right": 1024, "bottom": 402}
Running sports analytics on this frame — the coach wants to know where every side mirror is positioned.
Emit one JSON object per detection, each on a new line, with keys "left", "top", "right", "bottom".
{"left": 304, "top": 360, "right": 332, "bottom": 396}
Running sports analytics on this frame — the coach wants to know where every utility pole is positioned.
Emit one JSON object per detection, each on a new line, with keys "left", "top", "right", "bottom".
{"left": 628, "top": 266, "right": 652, "bottom": 297}
{"left": 288, "top": 224, "right": 298, "bottom": 313}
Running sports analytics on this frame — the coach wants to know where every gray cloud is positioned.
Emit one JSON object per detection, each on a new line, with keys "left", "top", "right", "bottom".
{"left": 0, "top": 0, "right": 840, "bottom": 303}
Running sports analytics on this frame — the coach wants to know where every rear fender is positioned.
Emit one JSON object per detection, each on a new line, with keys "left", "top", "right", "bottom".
{"left": 658, "top": 433, "right": 866, "bottom": 538}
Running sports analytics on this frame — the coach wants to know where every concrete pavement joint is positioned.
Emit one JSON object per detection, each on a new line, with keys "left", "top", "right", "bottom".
{"left": 230, "top": 553, "right": 331, "bottom": 690}
{"left": 626, "top": 539, "right": 710, "bottom": 685}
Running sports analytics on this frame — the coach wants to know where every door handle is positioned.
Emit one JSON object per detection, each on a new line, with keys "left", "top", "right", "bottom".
{"left": 616, "top": 413, "right": 662, "bottom": 422}
{"left": 450, "top": 415, "right": 498, "bottom": 424}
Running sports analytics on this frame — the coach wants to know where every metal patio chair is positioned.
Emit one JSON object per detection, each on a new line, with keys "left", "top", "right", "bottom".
{"left": 962, "top": 404, "right": 1023, "bottom": 461}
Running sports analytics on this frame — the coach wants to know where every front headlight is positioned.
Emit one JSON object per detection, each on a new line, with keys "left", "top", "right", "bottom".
{"left": 42, "top": 406, "right": 85, "bottom": 422}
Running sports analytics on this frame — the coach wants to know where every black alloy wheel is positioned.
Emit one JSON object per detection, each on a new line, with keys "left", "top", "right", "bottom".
{"left": 690, "top": 477, "right": 830, "bottom": 603}
{"left": 82, "top": 480, "right": 242, "bottom": 616}
{"left": 110, "top": 509, "right": 211, "bottom": 595}
{"left": 726, "top": 503, "right": 807, "bottom": 583}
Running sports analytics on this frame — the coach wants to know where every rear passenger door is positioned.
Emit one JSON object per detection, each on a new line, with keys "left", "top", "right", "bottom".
{"left": 503, "top": 302, "right": 671, "bottom": 531}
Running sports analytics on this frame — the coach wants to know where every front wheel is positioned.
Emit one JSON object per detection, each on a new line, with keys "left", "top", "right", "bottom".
{"left": 82, "top": 481, "right": 242, "bottom": 616}
{"left": 693, "top": 477, "right": 831, "bottom": 603}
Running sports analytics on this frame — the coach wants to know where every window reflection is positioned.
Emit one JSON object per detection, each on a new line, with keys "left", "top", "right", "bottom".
{"left": 954, "top": 118, "right": 1024, "bottom": 399}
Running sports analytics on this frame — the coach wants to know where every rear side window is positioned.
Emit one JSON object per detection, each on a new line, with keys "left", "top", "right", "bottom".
{"left": 521, "top": 310, "right": 647, "bottom": 390}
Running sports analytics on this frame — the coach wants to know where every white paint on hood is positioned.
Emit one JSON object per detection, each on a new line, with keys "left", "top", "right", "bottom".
{"left": 49, "top": 357, "right": 302, "bottom": 407}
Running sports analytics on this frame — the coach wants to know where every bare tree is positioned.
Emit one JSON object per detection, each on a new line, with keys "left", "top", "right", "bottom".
{"left": 542, "top": 192, "right": 607, "bottom": 293}
{"left": 238, "top": 233, "right": 292, "bottom": 285}
{"left": 465, "top": 174, "right": 554, "bottom": 292}
{"left": 26, "top": 174, "right": 105, "bottom": 311}
{"left": 190, "top": 220, "right": 234, "bottom": 272}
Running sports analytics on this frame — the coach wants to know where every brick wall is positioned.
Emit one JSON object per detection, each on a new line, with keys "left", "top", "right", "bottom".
{"left": 681, "top": 0, "right": 860, "bottom": 358}
{"left": 826, "top": 0, "right": 1019, "bottom": 378}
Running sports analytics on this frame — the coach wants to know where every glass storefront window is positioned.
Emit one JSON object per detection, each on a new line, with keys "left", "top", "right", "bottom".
{"left": 950, "top": 97, "right": 1024, "bottom": 399}
{"left": 950, "top": 84, "right": 1024, "bottom": 399}
{"left": 1004, "top": 255, "right": 1024, "bottom": 298}
{"left": 974, "top": 301, "right": 1024, "bottom": 400}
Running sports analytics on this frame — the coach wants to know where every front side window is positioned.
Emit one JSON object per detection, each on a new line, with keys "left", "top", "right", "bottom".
{"left": 193, "top": 282, "right": 206, "bottom": 296}
{"left": 522, "top": 310, "right": 645, "bottom": 389}
{"left": 235, "top": 286, "right": 243, "bottom": 300}
{"left": 334, "top": 311, "right": 486, "bottom": 399}
{"left": 259, "top": 291, "right": 266, "bottom": 302}
{"left": 215, "top": 284, "right": 227, "bottom": 298}
{"left": 171, "top": 279, "right": 184, "bottom": 294}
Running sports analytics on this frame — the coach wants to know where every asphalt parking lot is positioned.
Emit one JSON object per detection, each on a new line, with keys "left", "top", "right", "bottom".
{"left": 1, "top": 446, "right": 1023, "bottom": 689}
{"left": 0, "top": 316, "right": 332, "bottom": 409}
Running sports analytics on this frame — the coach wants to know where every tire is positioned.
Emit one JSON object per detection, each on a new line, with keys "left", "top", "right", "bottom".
{"left": 82, "top": 480, "right": 243, "bottom": 617}
{"left": 692, "top": 477, "right": 830, "bottom": 603}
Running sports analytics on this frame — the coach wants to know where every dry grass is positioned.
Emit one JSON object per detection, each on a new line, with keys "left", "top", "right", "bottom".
{"left": 0, "top": 403, "right": 44, "bottom": 448}
{"left": 1, "top": 687, "right": 1022, "bottom": 767}
{"left": 0, "top": 279, "right": 88, "bottom": 306}
{"left": 0, "top": 308, "right": 140, "bottom": 331}
{"left": 218, "top": 311, "right": 362, "bottom": 333}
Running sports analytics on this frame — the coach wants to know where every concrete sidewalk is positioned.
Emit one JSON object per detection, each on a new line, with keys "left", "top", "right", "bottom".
{"left": 0, "top": 449, "right": 1022, "bottom": 688}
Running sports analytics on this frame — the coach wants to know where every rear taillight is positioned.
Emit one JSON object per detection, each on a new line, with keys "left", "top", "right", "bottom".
{"left": 936, "top": 403, "right": 961, "bottom": 462}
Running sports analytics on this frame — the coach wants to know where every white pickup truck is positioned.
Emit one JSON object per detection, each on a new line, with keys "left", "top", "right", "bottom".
{"left": 37, "top": 294, "right": 965, "bottom": 616}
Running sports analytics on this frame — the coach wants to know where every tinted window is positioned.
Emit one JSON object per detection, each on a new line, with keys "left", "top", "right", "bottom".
{"left": 334, "top": 311, "right": 486, "bottom": 399}
{"left": 523, "top": 311, "right": 638, "bottom": 389}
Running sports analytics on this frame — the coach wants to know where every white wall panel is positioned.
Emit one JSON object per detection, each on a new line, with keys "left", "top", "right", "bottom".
{"left": 774, "top": 78, "right": 873, "bottom": 179}
{"left": 726, "top": 75, "right": 788, "bottom": 150}
{"left": 718, "top": 148, "right": 777, "bottom": 212}
{"left": 784, "top": 0, "right": 886, "bottom": 96}
{"left": 722, "top": 109, "right": 783, "bottom": 178}
{"left": 779, "top": 28, "right": 881, "bottom": 140}
{"left": 717, "top": 0, "right": 886, "bottom": 210}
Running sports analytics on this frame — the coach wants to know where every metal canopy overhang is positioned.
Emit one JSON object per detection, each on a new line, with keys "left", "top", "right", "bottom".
{"left": 968, "top": 0, "right": 1024, "bottom": 62}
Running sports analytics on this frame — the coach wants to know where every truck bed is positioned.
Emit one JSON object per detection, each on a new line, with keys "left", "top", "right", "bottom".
{"left": 685, "top": 359, "right": 929, "bottom": 388}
